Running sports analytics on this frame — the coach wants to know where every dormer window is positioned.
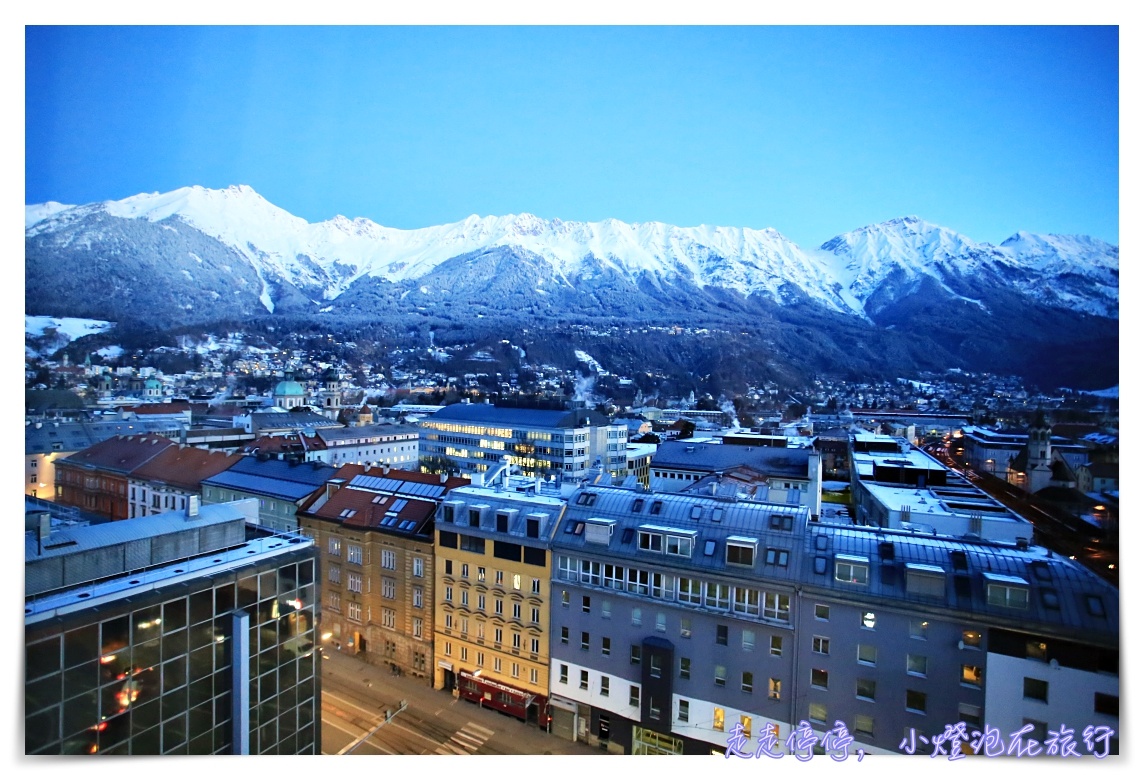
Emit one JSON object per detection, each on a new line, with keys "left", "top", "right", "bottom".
{"left": 726, "top": 537, "right": 757, "bottom": 567}
{"left": 984, "top": 573, "right": 1029, "bottom": 609}
{"left": 638, "top": 531, "right": 663, "bottom": 552}
{"left": 769, "top": 514, "right": 794, "bottom": 532}
{"left": 905, "top": 563, "right": 946, "bottom": 598}
{"left": 835, "top": 554, "right": 869, "bottom": 586}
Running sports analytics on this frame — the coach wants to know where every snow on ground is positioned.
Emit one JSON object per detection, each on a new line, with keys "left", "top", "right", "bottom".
{"left": 1082, "top": 386, "right": 1119, "bottom": 398}
{"left": 574, "top": 349, "right": 605, "bottom": 374}
{"left": 26, "top": 315, "right": 114, "bottom": 340}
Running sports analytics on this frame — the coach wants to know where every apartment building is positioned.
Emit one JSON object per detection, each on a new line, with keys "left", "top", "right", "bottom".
{"left": 297, "top": 465, "right": 468, "bottom": 679}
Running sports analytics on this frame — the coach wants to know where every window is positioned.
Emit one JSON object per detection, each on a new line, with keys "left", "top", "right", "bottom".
{"left": 769, "top": 678, "right": 781, "bottom": 700}
{"left": 986, "top": 581, "right": 1029, "bottom": 609}
{"left": 764, "top": 592, "right": 790, "bottom": 622}
{"left": 1023, "top": 677, "right": 1048, "bottom": 702}
{"left": 962, "top": 629, "right": 981, "bottom": 649}
{"left": 770, "top": 635, "right": 783, "bottom": 657}
{"left": 412, "top": 618, "right": 423, "bottom": 639}
{"left": 532, "top": 578, "right": 541, "bottom": 594}
{"left": 580, "top": 670, "right": 589, "bottom": 690}
{"left": 959, "top": 704, "right": 983, "bottom": 730}
{"left": 742, "top": 672, "right": 754, "bottom": 693}
{"left": 961, "top": 665, "right": 983, "bottom": 687}
{"left": 809, "top": 703, "right": 827, "bottom": 723}
{"left": 638, "top": 531, "right": 662, "bottom": 552}
{"left": 329, "top": 565, "right": 342, "bottom": 585}
{"left": 812, "top": 636, "right": 830, "bottom": 655}
{"left": 601, "top": 599, "right": 611, "bottom": 618}
{"left": 713, "top": 664, "right": 727, "bottom": 687}
{"left": 857, "top": 644, "right": 877, "bottom": 665}
{"left": 716, "top": 625, "right": 728, "bottom": 646}
{"left": 815, "top": 604, "right": 830, "bottom": 621}
{"left": 513, "top": 632, "right": 521, "bottom": 650}
{"left": 581, "top": 632, "right": 590, "bottom": 651}
{"left": 907, "top": 654, "right": 927, "bottom": 677}
{"left": 679, "top": 657, "right": 690, "bottom": 679}
{"left": 706, "top": 582, "right": 730, "bottom": 610}
{"left": 496, "top": 570, "right": 504, "bottom": 585}
{"left": 1026, "top": 640, "right": 1048, "bottom": 661}
{"left": 854, "top": 714, "right": 874, "bottom": 737}
{"left": 630, "top": 645, "right": 641, "bottom": 664}
{"left": 655, "top": 612, "right": 666, "bottom": 632}
{"left": 650, "top": 654, "right": 662, "bottom": 678}
{"left": 512, "top": 603, "right": 521, "bottom": 620}
{"left": 462, "top": 563, "right": 469, "bottom": 578}
{"left": 601, "top": 636, "right": 611, "bottom": 656}
{"left": 632, "top": 608, "right": 642, "bottom": 626}
{"left": 1022, "top": 719, "right": 1048, "bottom": 743}
{"left": 560, "top": 627, "right": 568, "bottom": 644}
{"left": 328, "top": 537, "right": 342, "bottom": 556}
{"left": 769, "top": 513, "right": 793, "bottom": 531}
{"left": 497, "top": 598, "right": 505, "bottom": 615}
{"left": 444, "top": 559, "right": 453, "bottom": 575}
{"left": 531, "top": 607, "right": 540, "bottom": 624}
{"left": 765, "top": 548, "right": 789, "bottom": 566}
{"left": 460, "top": 647, "right": 468, "bottom": 662}
{"left": 348, "top": 602, "right": 362, "bottom": 621}
{"left": 905, "top": 565, "right": 945, "bottom": 598}
{"left": 460, "top": 590, "right": 468, "bottom": 607}
{"left": 329, "top": 591, "right": 341, "bottom": 611}
{"left": 835, "top": 556, "right": 869, "bottom": 585}
{"left": 861, "top": 610, "right": 876, "bottom": 629}
{"left": 531, "top": 638, "right": 540, "bottom": 655}
{"left": 347, "top": 544, "right": 363, "bottom": 564}
{"left": 582, "top": 595, "right": 591, "bottom": 613}
{"left": 742, "top": 629, "right": 755, "bottom": 651}
{"left": 559, "top": 664, "right": 568, "bottom": 684}
{"left": 600, "top": 676, "right": 610, "bottom": 696}
{"left": 811, "top": 669, "right": 828, "bottom": 689}
{"left": 629, "top": 686, "right": 640, "bottom": 707}
{"left": 412, "top": 557, "right": 424, "bottom": 577}
{"left": 906, "top": 690, "right": 927, "bottom": 714}
{"left": 477, "top": 566, "right": 486, "bottom": 582}
{"left": 678, "top": 700, "right": 689, "bottom": 723}
{"left": 856, "top": 678, "right": 876, "bottom": 701}
{"left": 1094, "top": 693, "right": 1119, "bottom": 717}
{"left": 909, "top": 618, "right": 928, "bottom": 639}
{"left": 680, "top": 617, "right": 691, "bottom": 638}
{"left": 348, "top": 572, "right": 363, "bottom": 593}
{"left": 727, "top": 542, "right": 755, "bottom": 567}
{"left": 713, "top": 707, "right": 724, "bottom": 732}
{"left": 477, "top": 594, "right": 486, "bottom": 611}
{"left": 413, "top": 587, "right": 423, "bottom": 608}
{"left": 666, "top": 535, "right": 692, "bottom": 557}
{"left": 445, "top": 585, "right": 453, "bottom": 602}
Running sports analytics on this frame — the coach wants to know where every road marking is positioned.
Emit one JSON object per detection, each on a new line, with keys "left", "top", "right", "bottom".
{"left": 321, "top": 716, "right": 397, "bottom": 755}
{"left": 324, "top": 691, "right": 388, "bottom": 720}
{"left": 434, "top": 721, "right": 496, "bottom": 755}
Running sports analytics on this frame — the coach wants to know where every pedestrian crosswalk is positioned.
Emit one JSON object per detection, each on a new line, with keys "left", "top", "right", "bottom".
{"left": 434, "top": 721, "right": 495, "bottom": 755}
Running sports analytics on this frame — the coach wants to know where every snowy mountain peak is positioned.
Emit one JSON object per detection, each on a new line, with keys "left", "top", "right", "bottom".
{"left": 24, "top": 186, "right": 1117, "bottom": 320}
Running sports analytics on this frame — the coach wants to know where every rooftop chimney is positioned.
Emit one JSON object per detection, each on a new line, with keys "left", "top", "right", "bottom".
{"left": 186, "top": 495, "right": 200, "bottom": 519}
{"left": 440, "top": 473, "right": 448, "bottom": 484}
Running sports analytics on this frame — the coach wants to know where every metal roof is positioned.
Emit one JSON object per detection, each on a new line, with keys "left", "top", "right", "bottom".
{"left": 428, "top": 403, "right": 612, "bottom": 429}
{"left": 651, "top": 440, "right": 811, "bottom": 477}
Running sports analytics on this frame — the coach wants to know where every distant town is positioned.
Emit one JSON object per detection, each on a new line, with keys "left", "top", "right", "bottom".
{"left": 24, "top": 323, "right": 1118, "bottom": 757}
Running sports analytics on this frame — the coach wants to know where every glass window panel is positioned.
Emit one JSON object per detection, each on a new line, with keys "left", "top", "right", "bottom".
{"left": 131, "top": 698, "right": 161, "bottom": 732}
{"left": 26, "top": 673, "right": 61, "bottom": 716}
{"left": 26, "top": 636, "right": 61, "bottom": 681}
{"left": 162, "top": 656, "right": 187, "bottom": 693}
{"left": 63, "top": 660, "right": 98, "bottom": 700}
{"left": 135, "top": 638, "right": 161, "bottom": 669}
{"left": 64, "top": 624, "right": 99, "bottom": 668}
{"left": 162, "top": 599, "right": 188, "bottom": 633}
{"left": 62, "top": 691, "right": 98, "bottom": 740}
{"left": 215, "top": 583, "right": 237, "bottom": 614}
{"left": 189, "top": 589, "right": 214, "bottom": 626}
{"left": 188, "top": 674, "right": 214, "bottom": 709}
{"left": 132, "top": 606, "right": 162, "bottom": 645}
{"left": 162, "top": 629, "right": 188, "bottom": 660}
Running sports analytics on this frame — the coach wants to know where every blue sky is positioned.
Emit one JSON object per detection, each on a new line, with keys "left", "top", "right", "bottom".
{"left": 25, "top": 25, "right": 1119, "bottom": 248}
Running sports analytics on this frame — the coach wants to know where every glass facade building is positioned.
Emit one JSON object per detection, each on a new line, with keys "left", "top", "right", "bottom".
{"left": 24, "top": 500, "right": 320, "bottom": 755}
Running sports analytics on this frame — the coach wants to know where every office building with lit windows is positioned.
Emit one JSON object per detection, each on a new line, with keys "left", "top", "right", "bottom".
{"left": 420, "top": 402, "right": 628, "bottom": 480}
{"left": 24, "top": 498, "right": 320, "bottom": 755}
{"left": 432, "top": 470, "right": 568, "bottom": 728}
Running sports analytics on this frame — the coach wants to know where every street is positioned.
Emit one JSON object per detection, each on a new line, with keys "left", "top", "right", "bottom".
{"left": 319, "top": 649, "right": 603, "bottom": 756}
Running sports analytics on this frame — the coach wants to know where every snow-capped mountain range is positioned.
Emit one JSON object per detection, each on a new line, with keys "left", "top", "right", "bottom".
{"left": 25, "top": 184, "right": 1118, "bottom": 320}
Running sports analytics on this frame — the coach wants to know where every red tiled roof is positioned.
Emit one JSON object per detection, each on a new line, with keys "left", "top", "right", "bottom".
{"left": 60, "top": 434, "right": 176, "bottom": 474}
{"left": 130, "top": 444, "right": 244, "bottom": 491}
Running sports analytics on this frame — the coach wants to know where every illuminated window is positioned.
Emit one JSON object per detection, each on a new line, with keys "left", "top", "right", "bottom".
{"left": 713, "top": 708, "right": 725, "bottom": 732}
